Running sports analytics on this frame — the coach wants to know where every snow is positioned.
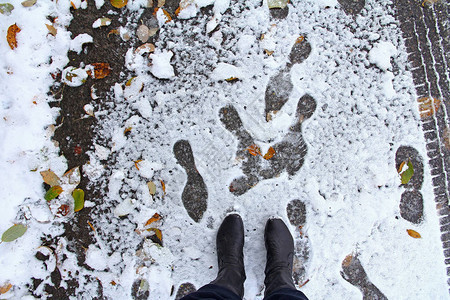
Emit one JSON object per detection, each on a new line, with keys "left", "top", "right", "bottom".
{"left": 0, "top": 0, "right": 448, "bottom": 299}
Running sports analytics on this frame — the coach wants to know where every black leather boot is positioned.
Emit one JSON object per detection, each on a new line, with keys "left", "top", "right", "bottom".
{"left": 210, "top": 214, "right": 246, "bottom": 298}
{"left": 264, "top": 218, "right": 296, "bottom": 297}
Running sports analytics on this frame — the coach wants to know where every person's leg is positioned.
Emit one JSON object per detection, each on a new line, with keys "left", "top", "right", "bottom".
{"left": 181, "top": 214, "right": 246, "bottom": 300}
{"left": 263, "top": 218, "right": 309, "bottom": 300}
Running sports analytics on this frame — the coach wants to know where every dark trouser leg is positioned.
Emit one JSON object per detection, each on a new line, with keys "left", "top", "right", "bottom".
{"left": 263, "top": 287, "right": 309, "bottom": 300}
{"left": 180, "top": 284, "right": 241, "bottom": 300}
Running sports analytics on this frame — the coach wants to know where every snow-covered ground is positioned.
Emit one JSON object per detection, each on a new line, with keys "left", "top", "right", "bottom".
{"left": 0, "top": 0, "right": 448, "bottom": 299}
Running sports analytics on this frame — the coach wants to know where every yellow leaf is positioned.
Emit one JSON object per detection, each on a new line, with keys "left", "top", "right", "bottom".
{"left": 144, "top": 213, "right": 161, "bottom": 226}
{"left": 407, "top": 229, "right": 421, "bottom": 239}
{"left": 44, "top": 186, "right": 63, "bottom": 201}
{"left": 147, "top": 181, "right": 156, "bottom": 195}
{"left": 0, "top": 283, "right": 12, "bottom": 294}
{"left": 147, "top": 227, "right": 162, "bottom": 242}
{"left": 263, "top": 146, "right": 276, "bottom": 160}
{"left": 110, "top": 0, "right": 128, "bottom": 8}
{"left": 7, "top": 23, "right": 20, "bottom": 50}
{"left": 21, "top": 0, "right": 37, "bottom": 7}
{"left": 40, "top": 169, "right": 61, "bottom": 186}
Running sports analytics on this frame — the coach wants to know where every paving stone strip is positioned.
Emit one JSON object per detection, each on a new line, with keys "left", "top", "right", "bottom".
{"left": 393, "top": 0, "right": 450, "bottom": 292}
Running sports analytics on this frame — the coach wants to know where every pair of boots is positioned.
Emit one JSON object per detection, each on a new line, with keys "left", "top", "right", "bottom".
{"left": 210, "top": 214, "right": 296, "bottom": 298}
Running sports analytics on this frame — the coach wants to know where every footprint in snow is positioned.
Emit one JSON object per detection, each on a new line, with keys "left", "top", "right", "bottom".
{"left": 220, "top": 94, "right": 316, "bottom": 196}
{"left": 395, "top": 146, "right": 424, "bottom": 224}
{"left": 340, "top": 254, "right": 388, "bottom": 300}
{"left": 173, "top": 140, "right": 208, "bottom": 222}
{"left": 175, "top": 282, "right": 197, "bottom": 299}
{"left": 287, "top": 199, "right": 311, "bottom": 286}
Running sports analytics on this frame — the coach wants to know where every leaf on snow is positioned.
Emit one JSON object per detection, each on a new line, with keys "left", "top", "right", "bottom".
{"left": 407, "top": 229, "right": 421, "bottom": 239}
{"left": 147, "top": 227, "right": 162, "bottom": 242}
{"left": 21, "top": 0, "right": 36, "bottom": 7}
{"left": 157, "top": 0, "right": 166, "bottom": 7}
{"left": 144, "top": 213, "right": 161, "bottom": 226}
{"left": 135, "top": 43, "right": 155, "bottom": 55}
{"left": 40, "top": 169, "right": 61, "bottom": 186}
{"left": 160, "top": 179, "right": 166, "bottom": 195}
{"left": 110, "top": 0, "right": 128, "bottom": 8}
{"left": 263, "top": 146, "right": 276, "bottom": 160}
{"left": 147, "top": 181, "right": 156, "bottom": 195}
{"left": 44, "top": 186, "right": 63, "bottom": 201}
{"left": 136, "top": 24, "right": 151, "bottom": 43}
{"left": 0, "top": 283, "right": 12, "bottom": 294}
{"left": 46, "top": 24, "right": 57, "bottom": 36}
{"left": 268, "top": 0, "right": 289, "bottom": 9}
{"left": 1, "top": 224, "right": 27, "bottom": 242}
{"left": 93, "top": 17, "right": 112, "bottom": 28}
{"left": 0, "top": 3, "right": 14, "bottom": 15}
{"left": 398, "top": 160, "right": 414, "bottom": 184}
{"left": 7, "top": 23, "right": 21, "bottom": 50}
{"left": 63, "top": 166, "right": 81, "bottom": 186}
{"left": 73, "top": 188, "right": 85, "bottom": 212}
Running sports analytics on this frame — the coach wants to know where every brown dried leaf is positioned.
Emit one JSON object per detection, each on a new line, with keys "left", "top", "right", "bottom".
{"left": 7, "top": 23, "right": 21, "bottom": 50}
{"left": 107, "top": 29, "right": 119, "bottom": 38}
{"left": 263, "top": 146, "right": 276, "bottom": 160}
{"left": 147, "top": 181, "right": 156, "bottom": 195}
{"left": 63, "top": 167, "right": 80, "bottom": 185}
{"left": 144, "top": 213, "right": 161, "bottom": 226}
{"left": 46, "top": 24, "right": 57, "bottom": 36}
{"left": 21, "top": 0, "right": 37, "bottom": 7}
{"left": 160, "top": 179, "right": 166, "bottom": 195}
{"left": 147, "top": 227, "right": 162, "bottom": 242}
{"left": 342, "top": 254, "right": 354, "bottom": 267}
{"left": 40, "top": 169, "right": 61, "bottom": 186}
{"left": 87, "top": 63, "right": 111, "bottom": 79}
{"left": 407, "top": 229, "right": 421, "bottom": 239}
{"left": 157, "top": 0, "right": 166, "bottom": 7}
{"left": 135, "top": 43, "right": 155, "bottom": 55}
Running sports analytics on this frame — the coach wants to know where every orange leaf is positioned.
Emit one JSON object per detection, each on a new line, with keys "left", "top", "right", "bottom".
{"left": 7, "top": 24, "right": 21, "bottom": 50}
{"left": 88, "top": 63, "right": 111, "bottom": 79}
{"left": 247, "top": 144, "right": 262, "bottom": 156}
{"left": 296, "top": 36, "right": 305, "bottom": 44}
{"left": 160, "top": 179, "right": 166, "bottom": 195}
{"left": 46, "top": 24, "right": 57, "bottom": 36}
{"left": 70, "top": 1, "right": 77, "bottom": 9}
{"left": 407, "top": 229, "right": 421, "bottom": 239}
{"left": 144, "top": 213, "right": 161, "bottom": 227}
{"left": 135, "top": 43, "right": 155, "bottom": 54}
{"left": 263, "top": 146, "right": 276, "bottom": 160}
{"left": 417, "top": 97, "right": 441, "bottom": 119}
{"left": 134, "top": 160, "right": 142, "bottom": 170}
{"left": 342, "top": 254, "right": 354, "bottom": 267}
{"left": 0, "top": 283, "right": 12, "bottom": 295}
{"left": 107, "top": 29, "right": 119, "bottom": 38}
{"left": 111, "top": 0, "right": 128, "bottom": 8}
{"left": 175, "top": 6, "right": 181, "bottom": 15}
{"left": 153, "top": 8, "right": 172, "bottom": 22}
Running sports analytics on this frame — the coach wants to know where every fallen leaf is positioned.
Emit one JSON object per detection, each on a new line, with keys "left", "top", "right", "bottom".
{"left": 7, "top": 24, "right": 21, "bottom": 50}
{"left": 137, "top": 24, "right": 151, "bottom": 43}
{"left": 295, "top": 36, "right": 304, "bottom": 43}
{"left": 298, "top": 279, "right": 309, "bottom": 288}
{"left": 107, "top": 29, "right": 119, "bottom": 38}
{"left": 263, "top": 146, "right": 276, "bottom": 160}
{"left": 147, "top": 181, "right": 156, "bottom": 195}
{"left": 70, "top": 1, "right": 77, "bottom": 9}
{"left": 407, "top": 229, "right": 421, "bottom": 238}
{"left": 0, "top": 3, "right": 14, "bottom": 15}
{"left": 56, "top": 204, "right": 70, "bottom": 217}
{"left": 247, "top": 144, "right": 262, "bottom": 156}
{"left": 124, "top": 127, "right": 132, "bottom": 134}
{"left": 139, "top": 279, "right": 150, "bottom": 293}
{"left": 87, "top": 220, "right": 96, "bottom": 232}
{"left": 0, "top": 283, "right": 12, "bottom": 294}
{"left": 73, "top": 188, "right": 85, "bottom": 212}
{"left": 46, "top": 24, "right": 57, "bottom": 36}
{"left": 417, "top": 97, "right": 441, "bottom": 119}
{"left": 62, "top": 67, "right": 88, "bottom": 87}
{"left": 144, "top": 213, "right": 161, "bottom": 226}
{"left": 74, "top": 145, "right": 82, "bottom": 155}
{"left": 157, "top": 0, "right": 166, "bottom": 7}
{"left": 342, "top": 254, "right": 354, "bottom": 267}
{"left": 84, "top": 104, "right": 95, "bottom": 117}
{"left": 1, "top": 224, "right": 27, "bottom": 242}
{"left": 268, "top": 0, "right": 289, "bottom": 9}
{"left": 40, "top": 169, "right": 61, "bottom": 186}
{"left": 134, "top": 160, "right": 143, "bottom": 170}
{"left": 110, "top": 0, "right": 128, "bottom": 8}
{"left": 110, "top": 281, "right": 117, "bottom": 286}
{"left": 63, "top": 167, "right": 80, "bottom": 185}
{"left": 225, "top": 77, "right": 239, "bottom": 82}
{"left": 147, "top": 227, "right": 162, "bottom": 242}
{"left": 160, "top": 179, "right": 166, "bottom": 195}
{"left": 398, "top": 160, "right": 414, "bottom": 184}
{"left": 264, "top": 49, "right": 274, "bottom": 56}
{"left": 135, "top": 43, "right": 155, "bottom": 54}
{"left": 45, "top": 186, "right": 63, "bottom": 201}
{"left": 154, "top": 8, "right": 172, "bottom": 23}
{"left": 87, "top": 63, "right": 111, "bottom": 79}
{"left": 21, "top": 0, "right": 36, "bottom": 7}
{"left": 422, "top": 0, "right": 439, "bottom": 6}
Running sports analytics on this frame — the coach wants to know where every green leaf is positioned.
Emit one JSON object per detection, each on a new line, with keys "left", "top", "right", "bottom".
{"left": 44, "top": 186, "right": 63, "bottom": 201}
{"left": 73, "top": 188, "right": 85, "bottom": 212}
{"left": 1, "top": 224, "right": 27, "bottom": 242}
{"left": 0, "top": 3, "right": 14, "bottom": 15}
{"left": 400, "top": 160, "right": 414, "bottom": 184}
